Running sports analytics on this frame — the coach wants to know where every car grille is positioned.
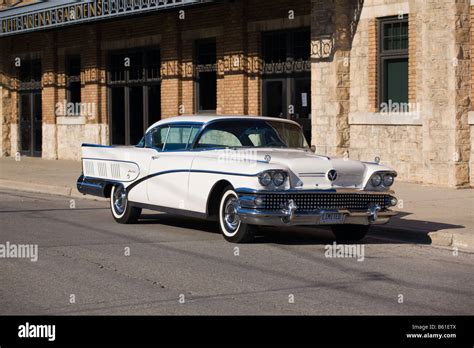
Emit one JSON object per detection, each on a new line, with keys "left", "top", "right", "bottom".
{"left": 260, "top": 193, "right": 390, "bottom": 211}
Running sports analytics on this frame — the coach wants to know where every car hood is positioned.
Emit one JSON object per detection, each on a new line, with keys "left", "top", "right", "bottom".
{"left": 231, "top": 148, "right": 368, "bottom": 189}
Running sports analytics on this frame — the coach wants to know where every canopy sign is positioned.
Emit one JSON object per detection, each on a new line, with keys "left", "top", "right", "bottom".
{"left": 0, "top": 0, "right": 206, "bottom": 37}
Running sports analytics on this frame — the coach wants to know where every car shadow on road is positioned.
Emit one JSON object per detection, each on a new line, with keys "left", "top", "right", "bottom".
{"left": 0, "top": 207, "right": 109, "bottom": 213}
{"left": 138, "top": 213, "right": 219, "bottom": 233}
{"left": 137, "top": 211, "right": 465, "bottom": 246}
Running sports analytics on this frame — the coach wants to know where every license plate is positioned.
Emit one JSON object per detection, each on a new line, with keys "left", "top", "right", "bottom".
{"left": 320, "top": 212, "right": 345, "bottom": 224}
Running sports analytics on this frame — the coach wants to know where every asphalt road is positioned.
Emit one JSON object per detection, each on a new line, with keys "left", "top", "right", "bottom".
{"left": 1, "top": 188, "right": 473, "bottom": 315}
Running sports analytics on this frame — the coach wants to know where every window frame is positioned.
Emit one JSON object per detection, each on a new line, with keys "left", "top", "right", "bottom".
{"left": 163, "top": 125, "right": 201, "bottom": 152}
{"left": 145, "top": 125, "right": 169, "bottom": 152}
{"left": 261, "top": 27, "right": 311, "bottom": 65}
{"left": 108, "top": 47, "right": 161, "bottom": 86}
{"left": 145, "top": 123, "right": 202, "bottom": 152}
{"left": 377, "top": 15, "right": 409, "bottom": 110}
{"left": 65, "top": 55, "right": 82, "bottom": 113}
{"left": 194, "top": 38, "right": 217, "bottom": 114}
{"left": 193, "top": 119, "right": 309, "bottom": 150}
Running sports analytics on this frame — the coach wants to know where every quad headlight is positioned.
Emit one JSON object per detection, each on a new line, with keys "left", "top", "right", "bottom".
{"left": 383, "top": 173, "right": 395, "bottom": 187}
{"left": 369, "top": 172, "right": 396, "bottom": 188}
{"left": 370, "top": 173, "right": 383, "bottom": 187}
{"left": 259, "top": 172, "right": 273, "bottom": 186}
{"left": 258, "top": 170, "right": 288, "bottom": 187}
{"left": 273, "top": 172, "right": 286, "bottom": 187}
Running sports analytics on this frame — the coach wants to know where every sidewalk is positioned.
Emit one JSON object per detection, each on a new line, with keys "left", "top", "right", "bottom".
{"left": 1, "top": 157, "right": 473, "bottom": 250}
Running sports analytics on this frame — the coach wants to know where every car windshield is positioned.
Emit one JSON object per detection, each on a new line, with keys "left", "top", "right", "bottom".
{"left": 195, "top": 119, "right": 309, "bottom": 149}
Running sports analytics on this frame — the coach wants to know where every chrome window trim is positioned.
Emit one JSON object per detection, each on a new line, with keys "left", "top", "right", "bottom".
{"left": 189, "top": 118, "right": 307, "bottom": 150}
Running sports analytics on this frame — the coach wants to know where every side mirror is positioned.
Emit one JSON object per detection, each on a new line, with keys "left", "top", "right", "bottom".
{"left": 310, "top": 145, "right": 316, "bottom": 153}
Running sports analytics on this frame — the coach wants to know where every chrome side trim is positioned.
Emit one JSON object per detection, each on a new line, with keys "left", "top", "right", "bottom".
{"left": 125, "top": 169, "right": 261, "bottom": 193}
{"left": 129, "top": 202, "right": 208, "bottom": 220}
{"left": 82, "top": 143, "right": 114, "bottom": 148}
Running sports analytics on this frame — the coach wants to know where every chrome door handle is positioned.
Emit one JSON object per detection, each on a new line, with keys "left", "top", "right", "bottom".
{"left": 152, "top": 155, "right": 160, "bottom": 160}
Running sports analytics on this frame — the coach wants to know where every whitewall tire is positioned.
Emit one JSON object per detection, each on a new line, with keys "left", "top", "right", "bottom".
{"left": 218, "top": 187, "right": 255, "bottom": 243}
{"left": 110, "top": 185, "right": 141, "bottom": 224}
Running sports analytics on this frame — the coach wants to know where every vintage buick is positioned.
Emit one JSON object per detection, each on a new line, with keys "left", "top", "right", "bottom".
{"left": 77, "top": 116, "right": 398, "bottom": 243}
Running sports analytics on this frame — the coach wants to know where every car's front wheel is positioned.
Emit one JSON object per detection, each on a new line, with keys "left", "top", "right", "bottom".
{"left": 110, "top": 185, "right": 141, "bottom": 224}
{"left": 331, "top": 225, "right": 370, "bottom": 242}
{"left": 218, "top": 187, "right": 256, "bottom": 243}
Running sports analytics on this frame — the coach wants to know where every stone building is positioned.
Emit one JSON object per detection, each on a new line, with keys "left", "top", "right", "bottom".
{"left": 0, "top": 0, "right": 473, "bottom": 187}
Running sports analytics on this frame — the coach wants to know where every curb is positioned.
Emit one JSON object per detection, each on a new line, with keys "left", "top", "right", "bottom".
{"left": 429, "top": 230, "right": 474, "bottom": 251}
{"left": 1, "top": 180, "right": 472, "bottom": 251}
{"left": 372, "top": 224, "right": 474, "bottom": 252}
{"left": 0, "top": 179, "right": 106, "bottom": 202}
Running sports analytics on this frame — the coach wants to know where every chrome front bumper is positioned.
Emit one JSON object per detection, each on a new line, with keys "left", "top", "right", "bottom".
{"left": 236, "top": 189, "right": 398, "bottom": 226}
{"left": 237, "top": 207, "right": 398, "bottom": 226}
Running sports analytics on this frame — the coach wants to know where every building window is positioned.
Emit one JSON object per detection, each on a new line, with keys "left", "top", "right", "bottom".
{"left": 378, "top": 16, "right": 409, "bottom": 109}
{"left": 262, "top": 28, "right": 310, "bottom": 66}
{"left": 66, "top": 56, "right": 81, "bottom": 109}
{"left": 18, "top": 59, "right": 42, "bottom": 157}
{"left": 18, "top": 59, "right": 42, "bottom": 91}
{"left": 195, "top": 38, "right": 217, "bottom": 113}
{"left": 108, "top": 47, "right": 161, "bottom": 146}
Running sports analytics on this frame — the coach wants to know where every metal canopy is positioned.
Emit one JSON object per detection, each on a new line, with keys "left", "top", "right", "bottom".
{"left": 0, "top": 0, "right": 211, "bottom": 37}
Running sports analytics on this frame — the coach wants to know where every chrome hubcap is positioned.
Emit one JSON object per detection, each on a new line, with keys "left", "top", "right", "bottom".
{"left": 223, "top": 196, "right": 240, "bottom": 232}
{"left": 113, "top": 186, "right": 127, "bottom": 214}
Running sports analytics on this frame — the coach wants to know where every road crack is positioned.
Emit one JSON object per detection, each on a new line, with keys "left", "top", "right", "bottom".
{"left": 53, "top": 249, "right": 167, "bottom": 289}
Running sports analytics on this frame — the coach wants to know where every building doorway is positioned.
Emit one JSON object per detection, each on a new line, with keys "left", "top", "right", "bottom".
{"left": 261, "top": 28, "right": 312, "bottom": 143}
{"left": 263, "top": 79, "right": 286, "bottom": 117}
{"left": 263, "top": 77, "right": 311, "bottom": 142}
{"left": 18, "top": 59, "right": 42, "bottom": 157}
{"left": 108, "top": 48, "right": 161, "bottom": 145}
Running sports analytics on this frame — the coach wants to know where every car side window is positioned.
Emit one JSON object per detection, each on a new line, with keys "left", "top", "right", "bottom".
{"left": 136, "top": 136, "right": 145, "bottom": 148}
{"left": 163, "top": 126, "right": 199, "bottom": 152}
{"left": 196, "top": 129, "right": 242, "bottom": 148}
{"left": 146, "top": 126, "right": 169, "bottom": 151}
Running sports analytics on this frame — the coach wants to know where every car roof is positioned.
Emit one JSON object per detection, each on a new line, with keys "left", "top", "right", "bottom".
{"left": 146, "top": 115, "right": 301, "bottom": 133}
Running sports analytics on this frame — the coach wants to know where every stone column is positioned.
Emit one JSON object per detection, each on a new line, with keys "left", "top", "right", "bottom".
{"left": 41, "top": 32, "right": 58, "bottom": 160}
{"left": 161, "top": 13, "right": 181, "bottom": 118}
{"left": 181, "top": 38, "right": 194, "bottom": 115}
{"left": 247, "top": 30, "right": 261, "bottom": 116}
{"left": 311, "top": 0, "right": 352, "bottom": 157}
{"left": 0, "top": 38, "right": 12, "bottom": 156}
{"left": 416, "top": 0, "right": 471, "bottom": 186}
{"left": 220, "top": 0, "right": 248, "bottom": 115}
{"left": 83, "top": 25, "right": 107, "bottom": 147}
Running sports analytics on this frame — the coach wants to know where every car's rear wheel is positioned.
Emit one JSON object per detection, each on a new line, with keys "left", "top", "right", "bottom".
{"left": 218, "top": 187, "right": 255, "bottom": 243}
{"left": 110, "top": 185, "right": 141, "bottom": 224}
{"left": 331, "top": 225, "right": 370, "bottom": 242}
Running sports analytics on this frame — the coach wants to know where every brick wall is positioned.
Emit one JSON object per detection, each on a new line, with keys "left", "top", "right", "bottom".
{"left": 0, "top": 0, "right": 310, "bottom": 159}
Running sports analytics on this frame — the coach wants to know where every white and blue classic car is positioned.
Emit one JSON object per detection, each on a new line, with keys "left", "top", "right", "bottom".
{"left": 77, "top": 115, "right": 398, "bottom": 243}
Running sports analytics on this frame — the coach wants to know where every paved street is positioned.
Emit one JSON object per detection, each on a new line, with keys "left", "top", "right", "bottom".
{"left": 1, "top": 188, "right": 473, "bottom": 315}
